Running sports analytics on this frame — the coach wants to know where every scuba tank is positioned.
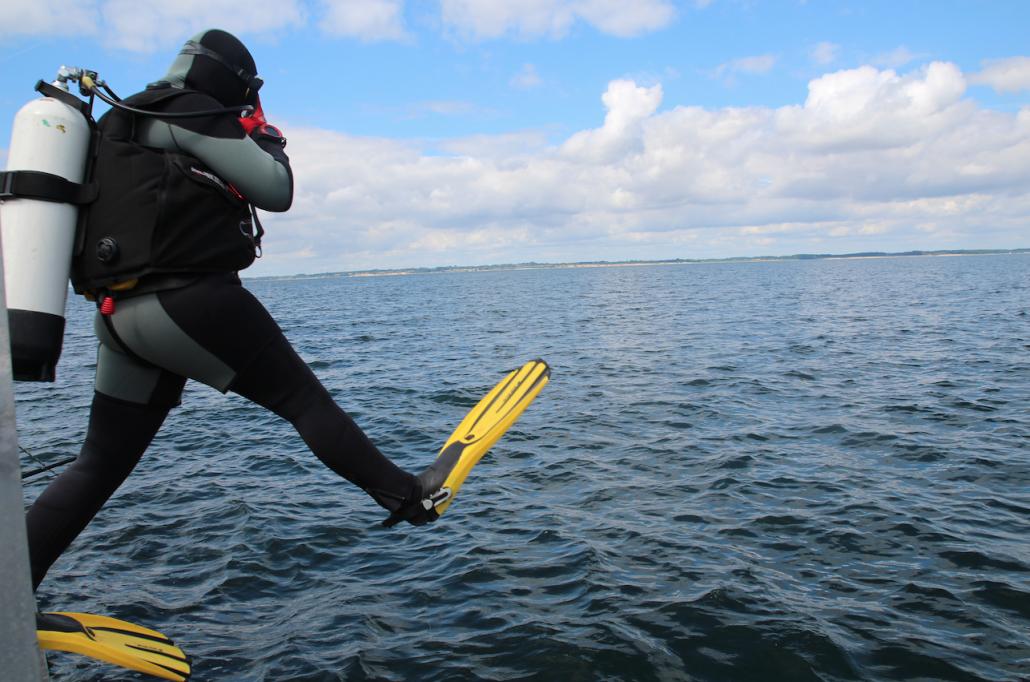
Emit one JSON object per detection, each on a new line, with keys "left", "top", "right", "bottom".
{"left": 1, "top": 72, "right": 95, "bottom": 381}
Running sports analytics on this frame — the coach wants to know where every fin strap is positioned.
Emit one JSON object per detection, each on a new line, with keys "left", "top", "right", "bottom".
{"left": 382, "top": 489, "right": 448, "bottom": 528}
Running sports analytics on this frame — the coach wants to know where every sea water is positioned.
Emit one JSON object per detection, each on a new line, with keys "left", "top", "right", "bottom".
{"left": 17, "top": 254, "right": 1029, "bottom": 681}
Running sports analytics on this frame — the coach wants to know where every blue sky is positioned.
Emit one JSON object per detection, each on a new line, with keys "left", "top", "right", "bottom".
{"left": 3, "top": 1, "right": 1029, "bottom": 275}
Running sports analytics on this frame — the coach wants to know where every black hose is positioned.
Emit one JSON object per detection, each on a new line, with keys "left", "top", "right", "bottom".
{"left": 101, "top": 82, "right": 122, "bottom": 102}
{"left": 91, "top": 85, "right": 253, "bottom": 119}
{"left": 21, "top": 456, "right": 76, "bottom": 481}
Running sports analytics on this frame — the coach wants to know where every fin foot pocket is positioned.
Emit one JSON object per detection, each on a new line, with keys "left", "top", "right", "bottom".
{"left": 382, "top": 359, "right": 550, "bottom": 527}
{"left": 382, "top": 487, "right": 451, "bottom": 528}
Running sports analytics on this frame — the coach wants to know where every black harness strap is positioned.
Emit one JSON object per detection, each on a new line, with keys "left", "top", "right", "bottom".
{"left": 0, "top": 170, "right": 98, "bottom": 205}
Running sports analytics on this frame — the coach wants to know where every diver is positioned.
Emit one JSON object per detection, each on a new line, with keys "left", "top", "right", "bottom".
{"left": 23, "top": 29, "right": 439, "bottom": 592}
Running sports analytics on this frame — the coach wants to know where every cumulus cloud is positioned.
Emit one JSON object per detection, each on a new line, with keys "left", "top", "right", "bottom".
{"left": 970, "top": 56, "right": 1030, "bottom": 93}
{"left": 437, "top": 130, "right": 550, "bottom": 158}
{"left": 2, "top": 0, "right": 305, "bottom": 51}
{"left": 777, "top": 62, "right": 969, "bottom": 151}
{"left": 2, "top": 0, "right": 676, "bottom": 51}
{"left": 2, "top": 0, "right": 100, "bottom": 39}
{"left": 318, "top": 0, "right": 407, "bottom": 41}
{"left": 0, "top": 0, "right": 402, "bottom": 51}
{"left": 562, "top": 80, "right": 663, "bottom": 162}
{"left": 439, "top": 0, "right": 677, "bottom": 40}
{"left": 103, "top": 0, "right": 306, "bottom": 52}
{"left": 256, "top": 61, "right": 1030, "bottom": 274}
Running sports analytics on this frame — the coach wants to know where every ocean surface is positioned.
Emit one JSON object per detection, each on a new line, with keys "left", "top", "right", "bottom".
{"left": 16, "top": 254, "right": 1030, "bottom": 681}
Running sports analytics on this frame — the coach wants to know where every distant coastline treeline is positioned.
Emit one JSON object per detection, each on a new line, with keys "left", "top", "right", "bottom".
{"left": 253, "top": 248, "right": 1030, "bottom": 281}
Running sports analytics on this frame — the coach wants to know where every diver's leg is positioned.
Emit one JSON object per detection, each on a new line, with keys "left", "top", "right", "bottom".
{"left": 228, "top": 335, "right": 419, "bottom": 512}
{"left": 25, "top": 394, "right": 172, "bottom": 590}
{"left": 133, "top": 276, "right": 420, "bottom": 512}
{"left": 25, "top": 319, "right": 185, "bottom": 590}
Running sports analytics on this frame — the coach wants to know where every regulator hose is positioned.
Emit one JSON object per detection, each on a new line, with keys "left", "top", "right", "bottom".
{"left": 83, "top": 75, "right": 254, "bottom": 119}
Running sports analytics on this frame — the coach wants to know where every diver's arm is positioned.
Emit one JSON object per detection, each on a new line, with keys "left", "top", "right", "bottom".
{"left": 137, "top": 118, "right": 293, "bottom": 211}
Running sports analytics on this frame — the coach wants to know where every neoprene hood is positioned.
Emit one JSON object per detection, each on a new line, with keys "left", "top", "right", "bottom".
{"left": 160, "top": 29, "right": 260, "bottom": 107}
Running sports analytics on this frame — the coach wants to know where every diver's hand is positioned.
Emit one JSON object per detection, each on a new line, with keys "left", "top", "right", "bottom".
{"left": 238, "top": 96, "right": 266, "bottom": 135}
{"left": 240, "top": 98, "right": 287, "bottom": 148}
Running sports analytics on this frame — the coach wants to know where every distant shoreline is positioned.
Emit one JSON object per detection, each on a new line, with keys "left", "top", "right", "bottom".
{"left": 250, "top": 248, "right": 1029, "bottom": 281}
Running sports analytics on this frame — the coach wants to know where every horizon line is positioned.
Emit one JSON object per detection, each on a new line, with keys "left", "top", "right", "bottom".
{"left": 248, "top": 247, "right": 1030, "bottom": 281}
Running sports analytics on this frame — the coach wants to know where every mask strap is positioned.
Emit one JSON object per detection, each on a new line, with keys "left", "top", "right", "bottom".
{"left": 180, "top": 41, "right": 264, "bottom": 93}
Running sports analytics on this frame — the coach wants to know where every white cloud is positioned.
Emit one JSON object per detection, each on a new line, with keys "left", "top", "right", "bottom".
{"left": 398, "top": 100, "right": 489, "bottom": 121}
{"left": 439, "top": 0, "right": 677, "bottom": 40}
{"left": 2, "top": 0, "right": 100, "bottom": 39}
{"left": 970, "top": 56, "right": 1030, "bottom": 93}
{"left": 710, "top": 54, "right": 777, "bottom": 85}
{"left": 413, "top": 100, "right": 478, "bottom": 116}
{"left": 104, "top": 0, "right": 306, "bottom": 52}
{"left": 872, "top": 46, "right": 921, "bottom": 69}
{"left": 726, "top": 54, "right": 777, "bottom": 74}
{"left": 436, "top": 130, "right": 550, "bottom": 157}
{"left": 511, "top": 63, "right": 542, "bottom": 89}
{"left": 562, "top": 79, "right": 663, "bottom": 162}
{"left": 2, "top": 0, "right": 675, "bottom": 51}
{"left": 256, "top": 61, "right": 1030, "bottom": 274}
{"left": 319, "top": 0, "right": 407, "bottom": 41}
{"left": 777, "top": 62, "right": 969, "bottom": 152}
{"left": 1, "top": 0, "right": 306, "bottom": 52}
{"left": 574, "top": 0, "right": 678, "bottom": 38}
{"left": 810, "top": 41, "right": 839, "bottom": 66}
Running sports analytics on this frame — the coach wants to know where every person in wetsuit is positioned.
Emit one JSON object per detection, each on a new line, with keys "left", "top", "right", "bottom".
{"left": 25, "top": 29, "right": 433, "bottom": 591}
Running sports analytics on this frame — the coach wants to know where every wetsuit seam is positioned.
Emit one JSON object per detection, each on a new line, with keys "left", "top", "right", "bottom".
{"left": 89, "top": 390, "right": 166, "bottom": 409}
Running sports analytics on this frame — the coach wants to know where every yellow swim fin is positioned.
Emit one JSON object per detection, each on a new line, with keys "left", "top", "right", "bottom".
{"left": 37, "top": 611, "right": 191, "bottom": 681}
{"left": 384, "top": 359, "right": 550, "bottom": 527}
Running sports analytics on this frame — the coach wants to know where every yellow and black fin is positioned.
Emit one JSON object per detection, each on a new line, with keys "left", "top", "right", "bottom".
{"left": 37, "top": 611, "right": 191, "bottom": 681}
{"left": 384, "top": 358, "right": 550, "bottom": 527}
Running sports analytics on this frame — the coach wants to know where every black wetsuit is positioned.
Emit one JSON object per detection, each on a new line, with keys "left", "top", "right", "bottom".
{"left": 25, "top": 79, "right": 417, "bottom": 590}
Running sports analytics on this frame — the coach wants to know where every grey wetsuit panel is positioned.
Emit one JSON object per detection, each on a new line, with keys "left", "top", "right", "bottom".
{"left": 94, "top": 292, "right": 236, "bottom": 403}
{"left": 137, "top": 119, "right": 292, "bottom": 211}
{"left": 94, "top": 324, "right": 169, "bottom": 404}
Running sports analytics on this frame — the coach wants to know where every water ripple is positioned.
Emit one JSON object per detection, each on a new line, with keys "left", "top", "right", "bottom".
{"left": 17, "top": 255, "right": 1030, "bottom": 680}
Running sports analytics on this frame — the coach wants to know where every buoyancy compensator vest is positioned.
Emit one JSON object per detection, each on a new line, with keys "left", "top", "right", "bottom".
{"left": 70, "top": 86, "right": 260, "bottom": 295}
